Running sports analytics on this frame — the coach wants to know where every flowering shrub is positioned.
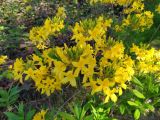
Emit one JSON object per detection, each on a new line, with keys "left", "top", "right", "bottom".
{"left": 12, "top": 7, "right": 135, "bottom": 103}
{"left": 2, "top": 0, "right": 159, "bottom": 120}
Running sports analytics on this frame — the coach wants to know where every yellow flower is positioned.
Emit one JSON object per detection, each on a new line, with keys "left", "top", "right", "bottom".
{"left": 56, "top": 6, "right": 66, "bottom": 19}
{"left": 104, "top": 88, "right": 117, "bottom": 103}
{"left": 24, "top": 68, "right": 35, "bottom": 80}
{"left": 122, "top": 16, "right": 131, "bottom": 26}
{"left": 41, "top": 77, "right": 55, "bottom": 96}
{"left": 72, "top": 57, "right": 87, "bottom": 77}
{"left": 42, "top": 48, "right": 54, "bottom": 66}
{"left": 56, "top": 47, "right": 70, "bottom": 64}
{"left": 53, "top": 60, "right": 66, "bottom": 77}
{"left": 62, "top": 70, "right": 77, "bottom": 87}
{"left": 103, "top": 41, "right": 124, "bottom": 60}
{"left": 32, "top": 54, "right": 43, "bottom": 65}
{"left": 115, "top": 25, "right": 122, "bottom": 32}
{"left": 0, "top": 55, "right": 7, "bottom": 65}
{"left": 12, "top": 58, "right": 25, "bottom": 83}
{"left": 33, "top": 109, "right": 47, "bottom": 120}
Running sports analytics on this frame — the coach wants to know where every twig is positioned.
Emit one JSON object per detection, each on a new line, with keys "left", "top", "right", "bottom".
{"left": 53, "top": 90, "right": 81, "bottom": 119}
{"left": 149, "top": 23, "right": 160, "bottom": 43}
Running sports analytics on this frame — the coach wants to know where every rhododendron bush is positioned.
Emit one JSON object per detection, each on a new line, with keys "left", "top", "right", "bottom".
{"left": 0, "top": 0, "right": 160, "bottom": 120}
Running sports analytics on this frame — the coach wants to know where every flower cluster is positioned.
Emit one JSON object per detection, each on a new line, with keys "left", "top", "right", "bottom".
{"left": 123, "top": 0, "right": 144, "bottom": 14}
{"left": 72, "top": 16, "right": 112, "bottom": 51}
{"left": 115, "top": 11, "right": 154, "bottom": 32}
{"left": 12, "top": 43, "right": 95, "bottom": 96}
{"left": 29, "top": 7, "right": 66, "bottom": 49}
{"left": 89, "top": 0, "right": 144, "bottom": 14}
{"left": 12, "top": 15, "right": 135, "bottom": 103}
{"left": 131, "top": 44, "right": 160, "bottom": 75}
{"left": 89, "top": 0, "right": 153, "bottom": 32}
{"left": 84, "top": 40, "right": 134, "bottom": 103}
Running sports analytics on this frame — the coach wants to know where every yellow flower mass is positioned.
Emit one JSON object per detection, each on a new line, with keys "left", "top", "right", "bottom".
{"left": 131, "top": 44, "right": 160, "bottom": 75}
{"left": 29, "top": 7, "right": 66, "bottom": 49}
{"left": 11, "top": 2, "right": 158, "bottom": 104}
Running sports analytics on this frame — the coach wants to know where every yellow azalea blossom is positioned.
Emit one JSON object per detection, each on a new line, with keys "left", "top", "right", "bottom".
{"left": 103, "top": 41, "right": 124, "bottom": 60}
{"left": 0, "top": 55, "right": 7, "bottom": 65}
{"left": 104, "top": 88, "right": 117, "bottom": 103}
{"left": 33, "top": 109, "right": 47, "bottom": 120}
{"left": 12, "top": 58, "right": 25, "bottom": 83}
{"left": 53, "top": 60, "right": 66, "bottom": 75}
{"left": 55, "top": 47, "right": 70, "bottom": 64}
{"left": 42, "top": 48, "right": 54, "bottom": 66}
{"left": 40, "top": 77, "right": 56, "bottom": 96}
{"left": 72, "top": 57, "right": 87, "bottom": 77}
{"left": 122, "top": 16, "right": 131, "bottom": 26}
{"left": 62, "top": 70, "right": 77, "bottom": 87}
{"left": 32, "top": 54, "right": 43, "bottom": 65}
{"left": 56, "top": 6, "right": 66, "bottom": 19}
{"left": 24, "top": 68, "right": 35, "bottom": 80}
{"left": 81, "top": 65, "right": 95, "bottom": 83}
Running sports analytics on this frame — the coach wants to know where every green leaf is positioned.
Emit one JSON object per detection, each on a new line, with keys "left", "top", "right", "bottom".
{"left": 84, "top": 115, "right": 94, "bottom": 120}
{"left": 0, "top": 26, "right": 5, "bottom": 31}
{"left": 80, "top": 103, "right": 90, "bottom": 120}
{"left": 4, "top": 112, "right": 20, "bottom": 120}
{"left": 48, "top": 50, "right": 61, "bottom": 61}
{"left": 132, "top": 77, "right": 143, "bottom": 88}
{"left": 59, "top": 112, "right": 75, "bottom": 120}
{"left": 0, "top": 88, "right": 9, "bottom": 98}
{"left": 26, "top": 109, "right": 36, "bottom": 120}
{"left": 145, "top": 103, "right": 154, "bottom": 112}
{"left": 154, "top": 85, "right": 159, "bottom": 93}
{"left": 132, "top": 90, "right": 145, "bottom": 99}
{"left": 17, "top": 103, "right": 24, "bottom": 115}
{"left": 127, "top": 101, "right": 139, "bottom": 107}
{"left": 73, "top": 104, "right": 81, "bottom": 119}
{"left": 134, "top": 109, "right": 140, "bottom": 120}
{"left": 34, "top": 48, "right": 43, "bottom": 59}
{"left": 119, "top": 104, "right": 125, "bottom": 115}
{"left": 91, "top": 105, "right": 97, "bottom": 117}
{"left": 9, "top": 95, "right": 19, "bottom": 105}
{"left": 80, "top": 107, "right": 87, "bottom": 120}
{"left": 9, "top": 86, "right": 21, "bottom": 97}
{"left": 0, "top": 98, "right": 7, "bottom": 103}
